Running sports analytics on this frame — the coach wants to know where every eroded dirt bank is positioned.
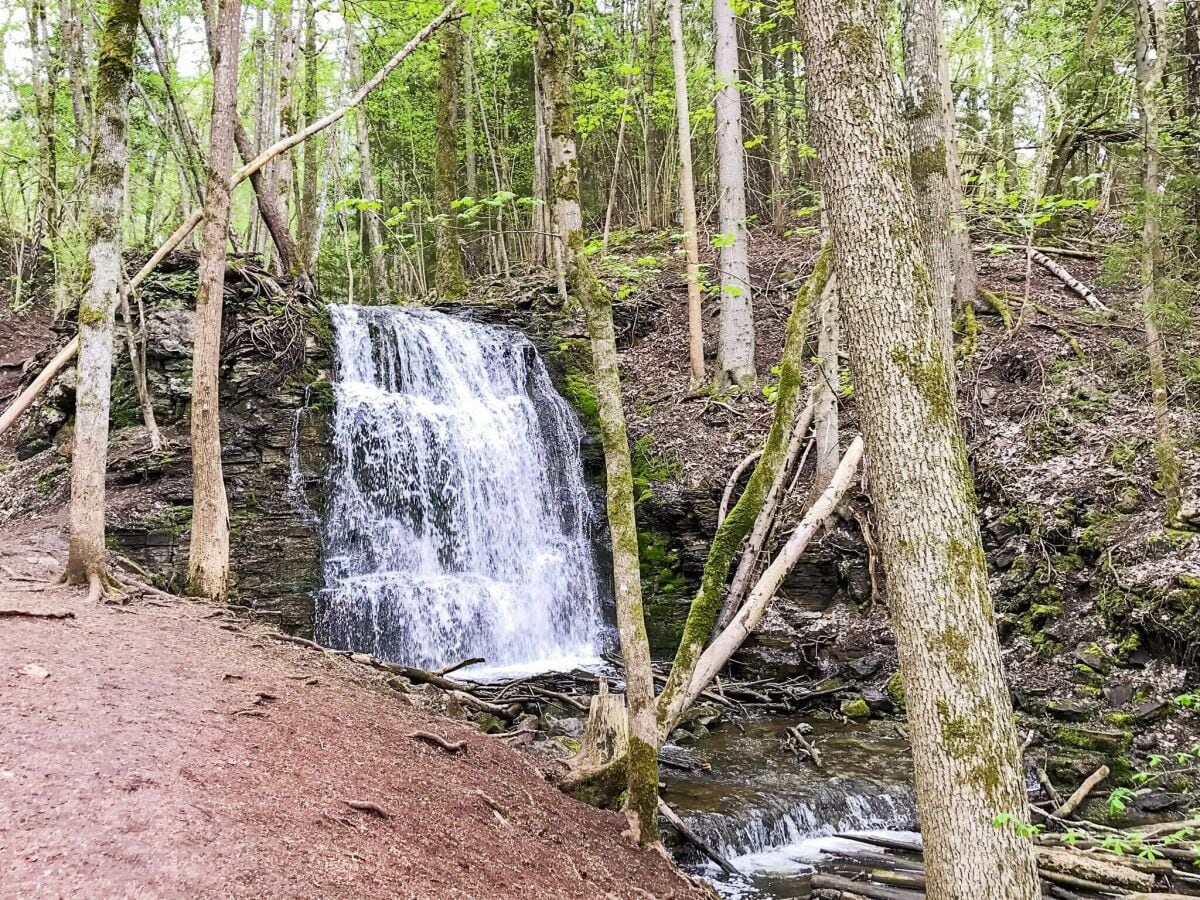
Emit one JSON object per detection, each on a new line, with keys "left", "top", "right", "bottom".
{"left": 0, "top": 521, "right": 703, "bottom": 900}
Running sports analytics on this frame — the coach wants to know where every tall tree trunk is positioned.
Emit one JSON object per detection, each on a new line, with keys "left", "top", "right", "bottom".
{"left": 1135, "top": 0, "right": 1182, "bottom": 524}
{"left": 434, "top": 23, "right": 466, "bottom": 299}
{"left": 26, "top": 0, "right": 59, "bottom": 250}
{"left": 640, "top": 0, "right": 661, "bottom": 229}
{"left": 297, "top": 0, "right": 322, "bottom": 273}
{"left": 141, "top": 8, "right": 206, "bottom": 205}
{"left": 902, "top": 0, "right": 975, "bottom": 355}
{"left": 58, "top": 0, "right": 91, "bottom": 155}
{"left": 187, "top": 0, "right": 242, "bottom": 601}
{"left": 64, "top": 0, "right": 142, "bottom": 595}
{"left": 797, "top": 2, "right": 1042, "bottom": 898}
{"left": 1181, "top": 0, "right": 1200, "bottom": 227}
{"left": 713, "top": 0, "right": 755, "bottom": 389}
{"left": 347, "top": 22, "right": 389, "bottom": 302}
{"left": 668, "top": 0, "right": 705, "bottom": 388}
{"left": 809, "top": 273, "right": 841, "bottom": 499}
{"left": 535, "top": 0, "right": 658, "bottom": 847}
{"left": 531, "top": 50, "right": 552, "bottom": 269}
{"left": 276, "top": 0, "right": 299, "bottom": 256}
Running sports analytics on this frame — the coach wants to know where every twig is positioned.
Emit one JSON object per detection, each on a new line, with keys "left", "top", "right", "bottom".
{"left": 436, "top": 657, "right": 485, "bottom": 676}
{"left": 344, "top": 799, "right": 392, "bottom": 819}
{"left": 263, "top": 631, "right": 326, "bottom": 651}
{"left": 717, "top": 449, "right": 762, "bottom": 525}
{"left": 1054, "top": 765, "right": 1108, "bottom": 818}
{"left": 408, "top": 730, "right": 468, "bottom": 754}
{"left": 658, "top": 798, "right": 739, "bottom": 876}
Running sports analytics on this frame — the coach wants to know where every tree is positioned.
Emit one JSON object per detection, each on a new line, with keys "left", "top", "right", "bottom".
{"left": 64, "top": 0, "right": 143, "bottom": 599}
{"left": 346, "top": 18, "right": 390, "bottom": 303}
{"left": 187, "top": 0, "right": 242, "bottom": 601}
{"left": 667, "top": 0, "right": 705, "bottom": 388}
{"left": 1134, "top": 0, "right": 1181, "bottom": 525}
{"left": 712, "top": 0, "right": 755, "bottom": 389}
{"left": 435, "top": 23, "right": 467, "bottom": 299}
{"left": 534, "top": 0, "right": 658, "bottom": 847}
{"left": 796, "top": 0, "right": 1042, "bottom": 897}
{"left": 902, "top": 0, "right": 976, "bottom": 348}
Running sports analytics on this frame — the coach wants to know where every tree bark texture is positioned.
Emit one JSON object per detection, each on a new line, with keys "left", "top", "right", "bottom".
{"left": 797, "top": 2, "right": 1042, "bottom": 898}
{"left": 810, "top": 273, "right": 841, "bottom": 501}
{"left": 712, "top": 0, "right": 755, "bottom": 389}
{"left": 435, "top": 23, "right": 466, "bottom": 299}
{"left": 1134, "top": 0, "right": 1181, "bottom": 524}
{"left": 535, "top": 0, "right": 658, "bottom": 846}
{"left": 187, "top": 0, "right": 242, "bottom": 601}
{"left": 668, "top": 0, "right": 705, "bottom": 388}
{"left": 65, "top": 0, "right": 142, "bottom": 587}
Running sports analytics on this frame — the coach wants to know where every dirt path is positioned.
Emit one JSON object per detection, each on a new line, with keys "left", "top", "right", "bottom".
{"left": 0, "top": 522, "right": 703, "bottom": 900}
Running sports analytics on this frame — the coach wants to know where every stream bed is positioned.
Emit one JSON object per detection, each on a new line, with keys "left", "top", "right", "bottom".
{"left": 666, "top": 715, "right": 919, "bottom": 898}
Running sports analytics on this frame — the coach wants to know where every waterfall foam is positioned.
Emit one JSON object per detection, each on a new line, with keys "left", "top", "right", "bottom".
{"left": 317, "top": 304, "right": 608, "bottom": 674}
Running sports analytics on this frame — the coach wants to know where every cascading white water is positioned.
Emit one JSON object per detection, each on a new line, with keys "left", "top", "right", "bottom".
{"left": 317, "top": 304, "right": 608, "bottom": 673}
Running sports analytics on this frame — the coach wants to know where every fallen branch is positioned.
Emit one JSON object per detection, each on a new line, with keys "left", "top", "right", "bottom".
{"left": 436, "top": 657, "right": 485, "bottom": 676}
{"left": 1028, "top": 248, "right": 1111, "bottom": 313}
{"left": 408, "top": 730, "right": 468, "bottom": 754}
{"left": 1053, "top": 764, "right": 1108, "bottom": 818}
{"left": 0, "top": 609, "right": 75, "bottom": 619}
{"left": 658, "top": 798, "right": 739, "bottom": 876}
{"left": 1035, "top": 845, "right": 1153, "bottom": 892}
{"left": 0, "top": 3, "right": 460, "bottom": 440}
{"left": 344, "top": 799, "right": 392, "bottom": 819}
{"left": 717, "top": 450, "right": 762, "bottom": 526}
{"left": 474, "top": 789, "right": 508, "bottom": 825}
{"left": 810, "top": 873, "right": 923, "bottom": 900}
{"left": 263, "top": 631, "right": 326, "bottom": 651}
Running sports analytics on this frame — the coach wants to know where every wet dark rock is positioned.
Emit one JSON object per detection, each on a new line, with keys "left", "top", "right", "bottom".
{"left": 1133, "top": 791, "right": 1180, "bottom": 814}
{"left": 844, "top": 655, "right": 882, "bottom": 679}
{"left": 1104, "top": 682, "right": 1135, "bottom": 707}
{"left": 1046, "top": 700, "right": 1092, "bottom": 721}
{"left": 1132, "top": 699, "right": 1172, "bottom": 723}
{"left": 861, "top": 688, "right": 891, "bottom": 714}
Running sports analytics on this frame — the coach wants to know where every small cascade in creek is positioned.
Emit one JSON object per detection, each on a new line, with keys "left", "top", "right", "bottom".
{"left": 317, "top": 304, "right": 608, "bottom": 673}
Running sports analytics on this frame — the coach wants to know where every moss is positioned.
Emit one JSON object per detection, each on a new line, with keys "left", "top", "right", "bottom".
{"left": 561, "top": 373, "right": 601, "bottom": 433}
{"left": 978, "top": 289, "right": 1014, "bottom": 330}
{"left": 840, "top": 698, "right": 871, "bottom": 718}
{"left": 1054, "top": 725, "right": 1131, "bottom": 754}
{"left": 77, "top": 303, "right": 108, "bottom": 327}
{"left": 955, "top": 305, "right": 979, "bottom": 358}
{"left": 1104, "top": 712, "right": 1136, "bottom": 727}
{"left": 885, "top": 672, "right": 906, "bottom": 706}
{"left": 909, "top": 139, "right": 948, "bottom": 184}
{"left": 890, "top": 343, "right": 954, "bottom": 427}
{"left": 928, "top": 624, "right": 972, "bottom": 677}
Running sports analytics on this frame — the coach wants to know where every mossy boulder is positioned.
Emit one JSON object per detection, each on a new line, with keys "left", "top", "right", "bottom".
{"left": 840, "top": 697, "right": 871, "bottom": 719}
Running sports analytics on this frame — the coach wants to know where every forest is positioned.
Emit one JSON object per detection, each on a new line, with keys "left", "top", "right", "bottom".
{"left": 0, "top": 0, "right": 1199, "bottom": 898}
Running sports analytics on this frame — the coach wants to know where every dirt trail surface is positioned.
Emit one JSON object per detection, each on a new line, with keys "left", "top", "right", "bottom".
{"left": 0, "top": 523, "right": 703, "bottom": 900}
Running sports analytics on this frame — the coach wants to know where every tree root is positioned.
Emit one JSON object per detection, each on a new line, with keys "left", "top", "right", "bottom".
{"left": 344, "top": 799, "right": 392, "bottom": 819}
{"left": 408, "top": 730, "right": 467, "bottom": 753}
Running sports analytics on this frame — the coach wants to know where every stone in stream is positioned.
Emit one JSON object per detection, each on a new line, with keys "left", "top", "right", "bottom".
{"left": 839, "top": 697, "right": 871, "bottom": 719}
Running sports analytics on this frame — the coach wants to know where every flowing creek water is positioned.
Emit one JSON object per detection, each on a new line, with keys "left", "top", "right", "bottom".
{"left": 313, "top": 305, "right": 919, "bottom": 898}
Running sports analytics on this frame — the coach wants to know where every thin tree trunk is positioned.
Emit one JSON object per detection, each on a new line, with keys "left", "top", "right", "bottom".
{"left": 187, "top": 0, "right": 242, "bottom": 601}
{"left": 434, "top": 23, "right": 466, "bottom": 298}
{"left": 297, "top": 0, "right": 322, "bottom": 273}
{"left": 276, "top": 0, "right": 299, "bottom": 252}
{"left": 59, "top": 0, "right": 91, "bottom": 155}
{"left": 1135, "top": 0, "right": 1181, "bottom": 524}
{"left": 463, "top": 30, "right": 479, "bottom": 199}
{"left": 798, "top": 2, "right": 1042, "bottom": 897}
{"left": 536, "top": 0, "right": 658, "bottom": 847}
{"left": 26, "top": 0, "right": 59, "bottom": 250}
{"left": 64, "top": 0, "right": 142, "bottom": 595}
{"left": 713, "top": 0, "right": 755, "bottom": 388}
{"left": 531, "top": 50, "right": 552, "bottom": 269}
{"left": 668, "top": 0, "right": 705, "bottom": 387}
{"left": 140, "top": 8, "right": 206, "bottom": 205}
{"left": 809, "top": 272, "right": 841, "bottom": 499}
{"left": 346, "top": 22, "right": 389, "bottom": 302}
{"left": 902, "top": 0, "right": 974, "bottom": 364}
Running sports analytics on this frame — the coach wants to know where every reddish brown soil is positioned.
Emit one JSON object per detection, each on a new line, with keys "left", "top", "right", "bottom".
{"left": 0, "top": 521, "right": 704, "bottom": 900}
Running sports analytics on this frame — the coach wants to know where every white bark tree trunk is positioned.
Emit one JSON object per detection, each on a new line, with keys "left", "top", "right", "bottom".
{"left": 798, "top": 2, "right": 1042, "bottom": 897}
{"left": 187, "top": 0, "right": 242, "bottom": 601}
{"left": 65, "top": 0, "right": 142, "bottom": 592}
{"left": 810, "top": 273, "right": 841, "bottom": 500}
{"left": 668, "top": 0, "right": 705, "bottom": 388}
{"left": 712, "top": 0, "right": 755, "bottom": 389}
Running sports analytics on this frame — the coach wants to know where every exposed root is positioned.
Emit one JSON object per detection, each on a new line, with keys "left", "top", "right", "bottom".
{"left": 344, "top": 799, "right": 392, "bottom": 819}
{"left": 84, "top": 572, "right": 104, "bottom": 604}
{"left": 408, "top": 730, "right": 467, "bottom": 754}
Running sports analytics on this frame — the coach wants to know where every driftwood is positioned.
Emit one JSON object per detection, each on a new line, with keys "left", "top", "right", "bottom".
{"left": 0, "top": 3, "right": 459, "bottom": 441}
{"left": 810, "top": 873, "right": 924, "bottom": 900}
{"left": 408, "top": 730, "right": 468, "bottom": 754}
{"left": 0, "top": 609, "right": 75, "bottom": 619}
{"left": 1035, "top": 846, "right": 1153, "bottom": 892}
{"left": 264, "top": 631, "right": 326, "bottom": 651}
{"left": 436, "top": 657, "right": 485, "bottom": 676}
{"left": 1054, "top": 764, "right": 1109, "bottom": 818}
{"left": 1027, "top": 248, "right": 1111, "bottom": 313}
{"left": 658, "top": 797, "right": 738, "bottom": 876}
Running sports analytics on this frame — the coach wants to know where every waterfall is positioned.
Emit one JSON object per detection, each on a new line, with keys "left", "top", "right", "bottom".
{"left": 317, "top": 304, "right": 608, "bottom": 674}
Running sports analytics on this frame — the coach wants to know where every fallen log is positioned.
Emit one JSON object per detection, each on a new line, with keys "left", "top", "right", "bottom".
{"left": 834, "top": 832, "right": 924, "bottom": 855}
{"left": 1035, "top": 845, "right": 1154, "bottom": 892}
{"left": 0, "top": 609, "right": 75, "bottom": 619}
{"left": 1027, "top": 248, "right": 1111, "bottom": 313}
{"left": 0, "top": 3, "right": 460, "bottom": 441}
{"left": 657, "top": 798, "right": 739, "bottom": 877}
{"left": 810, "top": 873, "right": 924, "bottom": 900}
{"left": 1053, "top": 764, "right": 1108, "bottom": 818}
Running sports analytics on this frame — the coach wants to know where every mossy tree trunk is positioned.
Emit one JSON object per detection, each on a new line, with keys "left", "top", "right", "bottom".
{"left": 1134, "top": 0, "right": 1182, "bottom": 525}
{"left": 534, "top": 0, "right": 658, "bottom": 847}
{"left": 187, "top": 0, "right": 241, "bottom": 602}
{"left": 656, "top": 246, "right": 831, "bottom": 734}
{"left": 667, "top": 0, "right": 705, "bottom": 388}
{"left": 435, "top": 23, "right": 467, "bottom": 300}
{"left": 65, "top": 0, "right": 143, "bottom": 594}
{"left": 902, "top": 0, "right": 975, "bottom": 362}
{"left": 712, "top": 0, "right": 755, "bottom": 389}
{"left": 798, "top": 2, "right": 1041, "bottom": 898}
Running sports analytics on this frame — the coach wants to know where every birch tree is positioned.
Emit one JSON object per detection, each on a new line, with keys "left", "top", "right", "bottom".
{"left": 187, "top": 0, "right": 242, "bottom": 601}
{"left": 64, "top": 0, "right": 142, "bottom": 598}
{"left": 668, "top": 0, "right": 704, "bottom": 388}
{"left": 712, "top": 0, "right": 755, "bottom": 389}
{"left": 797, "top": 0, "right": 1041, "bottom": 896}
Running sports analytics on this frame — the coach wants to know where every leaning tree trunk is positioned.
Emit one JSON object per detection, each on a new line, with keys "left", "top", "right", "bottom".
{"left": 668, "top": 0, "right": 705, "bottom": 388}
{"left": 1134, "top": 0, "right": 1181, "bottom": 524}
{"left": 902, "top": 0, "right": 975, "bottom": 363}
{"left": 809, "top": 272, "right": 841, "bottom": 500}
{"left": 797, "top": 2, "right": 1042, "bottom": 899}
{"left": 712, "top": 0, "right": 755, "bottom": 389}
{"left": 434, "top": 23, "right": 466, "bottom": 299}
{"left": 64, "top": 0, "right": 142, "bottom": 596}
{"left": 187, "top": 0, "right": 242, "bottom": 601}
{"left": 535, "top": 0, "right": 658, "bottom": 847}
